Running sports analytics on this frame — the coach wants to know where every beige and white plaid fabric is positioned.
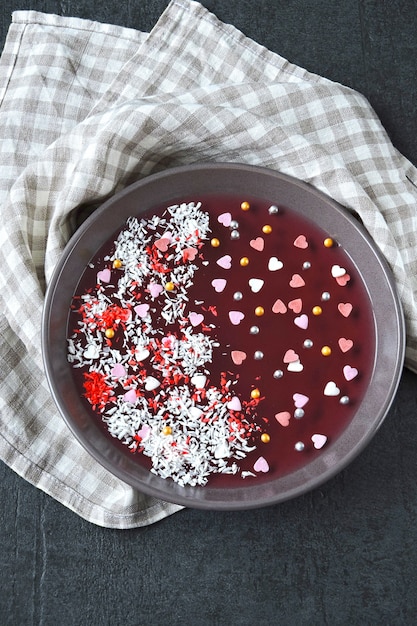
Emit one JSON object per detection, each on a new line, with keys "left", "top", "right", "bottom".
{"left": 0, "top": 0, "right": 416, "bottom": 528}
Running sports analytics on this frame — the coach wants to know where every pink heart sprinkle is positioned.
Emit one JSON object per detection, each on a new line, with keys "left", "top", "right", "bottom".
{"left": 253, "top": 456, "right": 269, "bottom": 473}
{"left": 294, "top": 235, "right": 308, "bottom": 249}
{"left": 227, "top": 396, "right": 242, "bottom": 411}
{"left": 338, "top": 338, "right": 353, "bottom": 353}
{"left": 231, "top": 350, "right": 247, "bottom": 365}
{"left": 249, "top": 237, "right": 265, "bottom": 252}
{"left": 293, "top": 393, "right": 309, "bottom": 408}
{"left": 218, "top": 212, "right": 232, "bottom": 227}
{"left": 211, "top": 278, "right": 227, "bottom": 293}
{"left": 283, "top": 349, "right": 299, "bottom": 363}
{"left": 290, "top": 274, "right": 305, "bottom": 288}
{"left": 288, "top": 298, "right": 302, "bottom": 314}
{"left": 97, "top": 268, "right": 111, "bottom": 283}
{"left": 275, "top": 411, "right": 291, "bottom": 427}
{"left": 134, "top": 304, "right": 150, "bottom": 318}
{"left": 148, "top": 282, "right": 163, "bottom": 298}
{"left": 123, "top": 389, "right": 137, "bottom": 404}
{"left": 294, "top": 314, "right": 308, "bottom": 330}
{"left": 136, "top": 424, "right": 151, "bottom": 442}
{"left": 312, "top": 434, "right": 327, "bottom": 449}
{"left": 229, "top": 311, "right": 245, "bottom": 325}
{"left": 336, "top": 273, "right": 350, "bottom": 286}
{"left": 217, "top": 255, "right": 232, "bottom": 269}
{"left": 272, "top": 298, "right": 287, "bottom": 314}
{"left": 189, "top": 312, "right": 204, "bottom": 327}
{"left": 183, "top": 247, "right": 197, "bottom": 262}
{"left": 343, "top": 365, "right": 358, "bottom": 381}
{"left": 154, "top": 237, "right": 170, "bottom": 252}
{"left": 111, "top": 363, "right": 126, "bottom": 379}
{"left": 338, "top": 302, "right": 353, "bottom": 317}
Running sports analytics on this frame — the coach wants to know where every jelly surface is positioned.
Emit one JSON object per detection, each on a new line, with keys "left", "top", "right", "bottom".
{"left": 67, "top": 194, "right": 376, "bottom": 486}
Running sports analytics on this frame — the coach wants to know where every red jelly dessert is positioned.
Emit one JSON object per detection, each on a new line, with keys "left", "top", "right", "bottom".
{"left": 67, "top": 196, "right": 375, "bottom": 487}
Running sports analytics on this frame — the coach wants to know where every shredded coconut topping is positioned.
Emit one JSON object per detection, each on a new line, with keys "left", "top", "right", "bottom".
{"left": 68, "top": 202, "right": 261, "bottom": 486}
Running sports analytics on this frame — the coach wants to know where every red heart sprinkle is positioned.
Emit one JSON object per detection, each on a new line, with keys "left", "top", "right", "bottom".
{"left": 283, "top": 349, "right": 299, "bottom": 363}
{"left": 336, "top": 273, "right": 350, "bottom": 286}
{"left": 290, "top": 274, "right": 305, "bottom": 288}
{"left": 294, "top": 235, "right": 308, "bottom": 249}
{"left": 231, "top": 350, "right": 247, "bottom": 365}
{"left": 275, "top": 411, "right": 291, "bottom": 427}
{"left": 272, "top": 298, "right": 287, "bottom": 314}
{"left": 249, "top": 237, "right": 265, "bottom": 251}
{"left": 338, "top": 302, "right": 353, "bottom": 317}
{"left": 154, "top": 237, "right": 170, "bottom": 252}
{"left": 338, "top": 338, "right": 353, "bottom": 352}
{"left": 288, "top": 298, "right": 302, "bottom": 313}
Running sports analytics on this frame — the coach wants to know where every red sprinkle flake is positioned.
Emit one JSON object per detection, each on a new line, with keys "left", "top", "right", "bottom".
{"left": 83, "top": 371, "right": 114, "bottom": 412}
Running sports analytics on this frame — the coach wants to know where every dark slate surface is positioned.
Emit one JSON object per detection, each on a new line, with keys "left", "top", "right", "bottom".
{"left": 1, "top": 2, "right": 417, "bottom": 625}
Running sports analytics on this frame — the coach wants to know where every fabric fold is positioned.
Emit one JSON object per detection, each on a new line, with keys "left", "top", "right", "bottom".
{"left": 0, "top": 0, "right": 416, "bottom": 527}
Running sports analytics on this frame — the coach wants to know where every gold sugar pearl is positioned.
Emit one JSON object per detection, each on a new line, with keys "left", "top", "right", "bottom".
{"left": 112, "top": 259, "right": 123, "bottom": 269}
{"left": 321, "top": 346, "right": 332, "bottom": 357}
{"left": 324, "top": 237, "right": 334, "bottom": 248}
{"left": 162, "top": 426, "right": 172, "bottom": 436}
{"left": 255, "top": 306, "right": 265, "bottom": 317}
{"left": 105, "top": 328, "right": 115, "bottom": 339}
{"left": 240, "top": 201, "right": 251, "bottom": 211}
{"left": 262, "top": 224, "right": 272, "bottom": 234}
{"left": 312, "top": 305, "right": 323, "bottom": 316}
{"left": 165, "top": 281, "right": 175, "bottom": 292}
{"left": 211, "top": 238, "right": 220, "bottom": 248}
{"left": 261, "top": 433, "right": 271, "bottom": 444}
{"left": 240, "top": 256, "right": 250, "bottom": 267}
{"left": 251, "top": 388, "right": 261, "bottom": 399}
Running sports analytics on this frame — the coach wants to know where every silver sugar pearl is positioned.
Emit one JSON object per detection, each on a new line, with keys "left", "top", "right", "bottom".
{"left": 230, "top": 220, "right": 239, "bottom": 229}
{"left": 273, "top": 369, "right": 284, "bottom": 379}
{"left": 254, "top": 351, "right": 264, "bottom": 360}
{"left": 321, "top": 291, "right": 331, "bottom": 301}
{"left": 302, "top": 261, "right": 311, "bottom": 270}
{"left": 233, "top": 291, "right": 243, "bottom": 301}
{"left": 295, "top": 441, "right": 305, "bottom": 452}
{"left": 294, "top": 408, "right": 305, "bottom": 419}
{"left": 230, "top": 230, "right": 240, "bottom": 240}
{"left": 303, "top": 339, "right": 313, "bottom": 349}
{"left": 250, "top": 325, "right": 260, "bottom": 335}
{"left": 268, "top": 204, "right": 279, "bottom": 214}
{"left": 340, "top": 395, "right": 350, "bottom": 405}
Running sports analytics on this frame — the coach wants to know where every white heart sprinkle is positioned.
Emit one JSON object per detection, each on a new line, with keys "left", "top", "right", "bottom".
{"left": 189, "top": 407, "right": 203, "bottom": 419}
{"left": 136, "top": 349, "right": 150, "bottom": 362}
{"left": 214, "top": 441, "right": 230, "bottom": 459}
{"left": 331, "top": 264, "right": 346, "bottom": 278}
{"left": 144, "top": 376, "right": 160, "bottom": 391}
{"left": 227, "top": 396, "right": 242, "bottom": 411}
{"left": 248, "top": 278, "right": 264, "bottom": 293}
{"left": 324, "top": 381, "right": 340, "bottom": 396}
{"left": 268, "top": 257, "right": 283, "bottom": 271}
{"left": 287, "top": 359, "right": 303, "bottom": 372}
{"left": 83, "top": 344, "right": 100, "bottom": 360}
{"left": 191, "top": 374, "right": 207, "bottom": 389}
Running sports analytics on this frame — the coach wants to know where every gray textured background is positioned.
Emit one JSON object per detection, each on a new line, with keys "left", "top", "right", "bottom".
{"left": 1, "top": 2, "right": 417, "bottom": 625}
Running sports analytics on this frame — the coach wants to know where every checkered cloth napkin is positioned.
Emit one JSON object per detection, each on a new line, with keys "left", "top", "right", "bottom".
{"left": 1, "top": 0, "right": 416, "bottom": 528}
